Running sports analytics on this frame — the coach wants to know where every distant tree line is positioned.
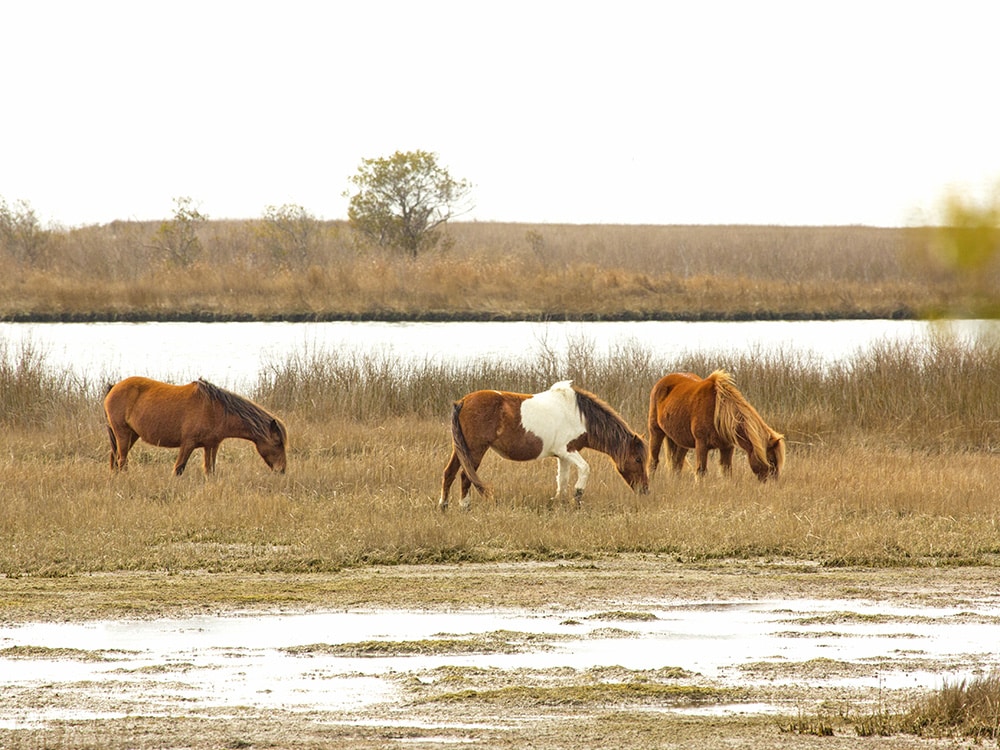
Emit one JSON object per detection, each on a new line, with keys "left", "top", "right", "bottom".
{"left": 2, "top": 149, "right": 472, "bottom": 267}
{"left": 3, "top": 160, "right": 998, "bottom": 308}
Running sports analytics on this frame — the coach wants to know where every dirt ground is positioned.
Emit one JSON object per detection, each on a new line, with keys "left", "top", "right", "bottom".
{"left": 2, "top": 557, "right": 999, "bottom": 749}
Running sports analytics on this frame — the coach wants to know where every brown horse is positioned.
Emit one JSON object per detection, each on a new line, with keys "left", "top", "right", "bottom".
{"left": 440, "top": 380, "right": 649, "bottom": 510}
{"left": 103, "top": 376, "right": 288, "bottom": 475}
{"left": 647, "top": 370, "right": 784, "bottom": 482}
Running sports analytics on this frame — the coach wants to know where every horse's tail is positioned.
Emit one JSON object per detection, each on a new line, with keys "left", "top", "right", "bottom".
{"left": 711, "top": 371, "right": 769, "bottom": 465}
{"left": 103, "top": 382, "right": 118, "bottom": 470}
{"left": 106, "top": 425, "right": 119, "bottom": 470}
{"left": 451, "top": 400, "right": 488, "bottom": 496}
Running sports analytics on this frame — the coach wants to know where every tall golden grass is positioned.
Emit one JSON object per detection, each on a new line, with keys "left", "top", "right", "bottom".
{"left": 3, "top": 221, "right": 995, "bottom": 320}
{"left": 895, "top": 673, "right": 1000, "bottom": 739}
{"left": 1, "top": 329, "right": 998, "bottom": 577}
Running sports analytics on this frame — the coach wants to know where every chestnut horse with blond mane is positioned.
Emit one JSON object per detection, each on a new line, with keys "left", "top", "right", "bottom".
{"left": 647, "top": 370, "right": 784, "bottom": 482}
{"left": 440, "top": 380, "right": 649, "bottom": 510}
{"left": 104, "top": 376, "right": 288, "bottom": 475}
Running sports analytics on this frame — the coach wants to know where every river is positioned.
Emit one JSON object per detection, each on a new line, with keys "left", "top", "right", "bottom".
{"left": 0, "top": 319, "right": 993, "bottom": 389}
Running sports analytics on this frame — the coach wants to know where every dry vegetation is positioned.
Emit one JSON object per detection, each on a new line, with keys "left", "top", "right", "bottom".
{"left": 3, "top": 334, "right": 1000, "bottom": 745}
{"left": 2, "top": 332, "right": 999, "bottom": 580}
{"left": 3, "top": 219, "right": 998, "bottom": 320}
{"left": 3, "top": 219, "right": 1000, "bottom": 747}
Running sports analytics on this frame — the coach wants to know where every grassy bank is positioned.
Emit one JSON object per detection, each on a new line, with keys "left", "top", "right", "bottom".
{"left": 3, "top": 221, "right": 996, "bottom": 320}
{"left": 2, "top": 330, "right": 999, "bottom": 580}
{"left": 3, "top": 331, "right": 999, "bottom": 748}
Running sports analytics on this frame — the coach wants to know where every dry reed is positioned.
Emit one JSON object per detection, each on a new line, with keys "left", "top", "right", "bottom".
{"left": 1, "top": 331, "right": 998, "bottom": 577}
{"left": 4, "top": 221, "right": 996, "bottom": 320}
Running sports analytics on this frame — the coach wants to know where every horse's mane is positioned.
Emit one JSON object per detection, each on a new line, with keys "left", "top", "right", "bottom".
{"left": 197, "top": 378, "right": 286, "bottom": 444}
{"left": 572, "top": 385, "right": 646, "bottom": 461}
{"left": 709, "top": 370, "right": 782, "bottom": 466}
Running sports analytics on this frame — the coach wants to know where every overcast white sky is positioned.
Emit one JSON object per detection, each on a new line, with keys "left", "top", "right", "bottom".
{"left": 3, "top": 1, "right": 999, "bottom": 228}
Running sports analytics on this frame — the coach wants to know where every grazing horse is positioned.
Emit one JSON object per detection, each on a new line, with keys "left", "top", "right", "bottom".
{"left": 647, "top": 370, "right": 784, "bottom": 482}
{"left": 103, "top": 376, "right": 288, "bottom": 475}
{"left": 440, "top": 380, "right": 649, "bottom": 510}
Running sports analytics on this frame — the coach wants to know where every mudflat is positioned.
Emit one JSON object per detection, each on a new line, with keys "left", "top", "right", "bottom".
{"left": 2, "top": 557, "right": 998, "bottom": 749}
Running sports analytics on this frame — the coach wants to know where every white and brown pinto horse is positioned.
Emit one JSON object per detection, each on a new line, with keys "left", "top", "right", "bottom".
{"left": 440, "top": 381, "right": 649, "bottom": 510}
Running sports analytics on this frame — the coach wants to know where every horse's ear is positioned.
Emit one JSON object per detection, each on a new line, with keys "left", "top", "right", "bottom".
{"left": 270, "top": 418, "right": 284, "bottom": 443}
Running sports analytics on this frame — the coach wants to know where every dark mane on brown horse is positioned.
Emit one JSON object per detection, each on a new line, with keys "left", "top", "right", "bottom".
{"left": 104, "top": 376, "right": 288, "bottom": 476}
{"left": 196, "top": 378, "right": 288, "bottom": 446}
{"left": 572, "top": 385, "right": 646, "bottom": 467}
{"left": 440, "top": 381, "right": 649, "bottom": 511}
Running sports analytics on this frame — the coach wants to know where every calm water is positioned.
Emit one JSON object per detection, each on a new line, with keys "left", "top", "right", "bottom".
{"left": 0, "top": 319, "right": 992, "bottom": 389}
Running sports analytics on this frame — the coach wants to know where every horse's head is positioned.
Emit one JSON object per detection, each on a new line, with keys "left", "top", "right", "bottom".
{"left": 749, "top": 432, "right": 785, "bottom": 482}
{"left": 615, "top": 433, "right": 650, "bottom": 494}
{"left": 255, "top": 417, "right": 288, "bottom": 473}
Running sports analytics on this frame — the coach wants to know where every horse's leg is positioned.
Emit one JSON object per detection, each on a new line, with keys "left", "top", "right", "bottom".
{"left": 204, "top": 443, "right": 220, "bottom": 474}
{"left": 719, "top": 446, "right": 735, "bottom": 475}
{"left": 647, "top": 424, "right": 666, "bottom": 476}
{"left": 554, "top": 456, "right": 571, "bottom": 501}
{"left": 106, "top": 426, "right": 118, "bottom": 471}
{"left": 559, "top": 451, "right": 590, "bottom": 507}
{"left": 694, "top": 441, "right": 710, "bottom": 478}
{"left": 173, "top": 443, "right": 197, "bottom": 476}
{"left": 111, "top": 425, "right": 139, "bottom": 471}
{"left": 667, "top": 438, "right": 687, "bottom": 474}
{"left": 457, "top": 448, "right": 488, "bottom": 511}
{"left": 440, "top": 449, "right": 461, "bottom": 511}
{"left": 459, "top": 472, "right": 475, "bottom": 510}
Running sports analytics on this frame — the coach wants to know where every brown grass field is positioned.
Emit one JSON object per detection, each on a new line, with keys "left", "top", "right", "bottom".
{"left": 3, "top": 220, "right": 999, "bottom": 320}
{"left": 3, "top": 329, "right": 1000, "bottom": 580}
{"left": 1, "top": 221, "right": 1000, "bottom": 747}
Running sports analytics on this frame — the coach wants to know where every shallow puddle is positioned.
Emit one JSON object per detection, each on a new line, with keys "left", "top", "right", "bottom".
{"left": 3, "top": 598, "right": 999, "bottom": 729}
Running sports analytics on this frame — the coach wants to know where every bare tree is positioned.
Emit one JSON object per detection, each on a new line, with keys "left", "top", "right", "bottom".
{"left": 0, "top": 197, "right": 48, "bottom": 265}
{"left": 257, "top": 204, "right": 320, "bottom": 267}
{"left": 153, "top": 197, "right": 207, "bottom": 267}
